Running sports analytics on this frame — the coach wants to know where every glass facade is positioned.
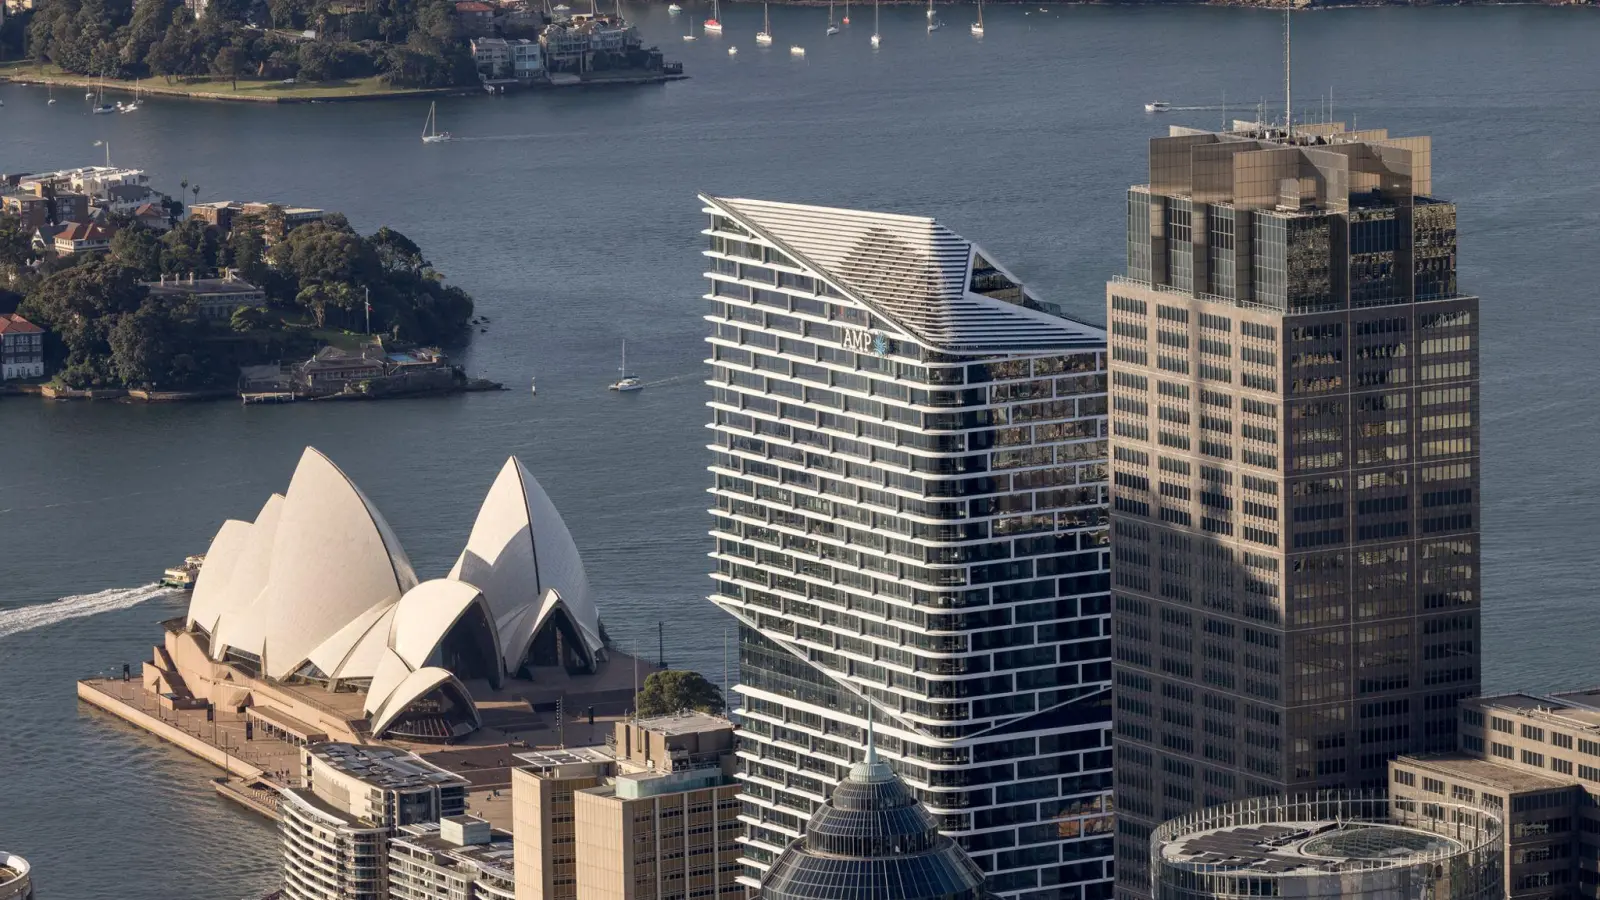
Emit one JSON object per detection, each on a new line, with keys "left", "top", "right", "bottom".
{"left": 1107, "top": 124, "right": 1481, "bottom": 900}
{"left": 702, "top": 198, "right": 1116, "bottom": 900}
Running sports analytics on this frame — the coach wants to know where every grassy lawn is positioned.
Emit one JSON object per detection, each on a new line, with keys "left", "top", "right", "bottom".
{"left": 0, "top": 61, "right": 443, "bottom": 101}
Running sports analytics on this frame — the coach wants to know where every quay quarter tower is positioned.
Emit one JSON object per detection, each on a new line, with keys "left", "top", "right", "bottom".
{"left": 1105, "top": 121, "right": 1481, "bottom": 899}
{"left": 699, "top": 195, "right": 1119, "bottom": 900}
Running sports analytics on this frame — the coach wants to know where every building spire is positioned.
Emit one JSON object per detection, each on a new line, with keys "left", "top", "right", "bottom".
{"left": 1284, "top": 0, "right": 1292, "bottom": 135}
{"left": 865, "top": 713, "right": 878, "bottom": 766}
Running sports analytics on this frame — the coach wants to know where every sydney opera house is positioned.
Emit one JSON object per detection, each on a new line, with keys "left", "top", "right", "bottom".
{"left": 142, "top": 448, "right": 620, "bottom": 744}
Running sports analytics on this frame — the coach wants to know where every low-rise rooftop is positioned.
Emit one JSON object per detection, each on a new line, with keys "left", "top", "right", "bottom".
{"left": 1474, "top": 690, "right": 1600, "bottom": 730}
{"left": 311, "top": 742, "right": 469, "bottom": 790}
{"left": 633, "top": 710, "right": 733, "bottom": 737}
{"left": 1396, "top": 752, "right": 1577, "bottom": 794}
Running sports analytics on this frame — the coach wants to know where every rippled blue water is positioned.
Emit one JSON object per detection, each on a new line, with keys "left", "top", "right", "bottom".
{"left": 2, "top": 5, "right": 1599, "bottom": 895}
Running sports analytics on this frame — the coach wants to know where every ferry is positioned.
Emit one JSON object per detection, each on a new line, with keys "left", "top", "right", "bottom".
{"left": 1145, "top": 101, "right": 1170, "bottom": 113}
{"left": 161, "top": 555, "right": 205, "bottom": 590}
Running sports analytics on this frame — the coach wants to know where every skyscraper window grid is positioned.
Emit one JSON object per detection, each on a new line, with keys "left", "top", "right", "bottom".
{"left": 698, "top": 195, "right": 1120, "bottom": 900}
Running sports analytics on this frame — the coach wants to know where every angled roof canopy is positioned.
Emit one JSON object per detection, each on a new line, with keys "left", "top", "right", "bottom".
{"left": 703, "top": 195, "right": 1105, "bottom": 354}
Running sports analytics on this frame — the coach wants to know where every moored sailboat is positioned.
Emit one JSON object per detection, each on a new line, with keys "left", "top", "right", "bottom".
{"left": 755, "top": 2, "right": 773, "bottom": 45}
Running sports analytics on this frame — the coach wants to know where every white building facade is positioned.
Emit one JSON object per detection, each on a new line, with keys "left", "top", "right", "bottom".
{"left": 699, "top": 196, "right": 1116, "bottom": 900}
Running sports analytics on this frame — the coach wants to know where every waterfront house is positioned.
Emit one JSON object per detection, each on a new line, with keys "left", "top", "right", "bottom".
{"left": 143, "top": 272, "right": 266, "bottom": 321}
{"left": 0, "top": 313, "right": 45, "bottom": 381}
{"left": 511, "top": 38, "right": 544, "bottom": 78}
{"left": 455, "top": 0, "right": 496, "bottom": 35}
{"left": 52, "top": 221, "right": 115, "bottom": 255}
{"left": 471, "top": 36, "right": 512, "bottom": 78}
{"left": 101, "top": 183, "right": 169, "bottom": 217}
{"left": 132, "top": 202, "right": 173, "bottom": 233}
{"left": 295, "top": 346, "right": 388, "bottom": 390}
{"left": 1, "top": 194, "right": 47, "bottom": 230}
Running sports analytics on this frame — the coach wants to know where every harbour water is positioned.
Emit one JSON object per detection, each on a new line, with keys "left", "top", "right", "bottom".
{"left": 3, "top": 5, "right": 1600, "bottom": 896}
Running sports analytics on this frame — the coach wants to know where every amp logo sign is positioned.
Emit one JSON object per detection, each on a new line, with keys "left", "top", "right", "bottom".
{"left": 842, "top": 328, "right": 890, "bottom": 357}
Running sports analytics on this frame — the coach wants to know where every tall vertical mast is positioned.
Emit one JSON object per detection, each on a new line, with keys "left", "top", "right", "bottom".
{"left": 1284, "top": 0, "right": 1292, "bottom": 135}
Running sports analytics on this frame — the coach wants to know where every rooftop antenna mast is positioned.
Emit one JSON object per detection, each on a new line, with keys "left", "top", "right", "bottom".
{"left": 1283, "top": 0, "right": 1292, "bottom": 135}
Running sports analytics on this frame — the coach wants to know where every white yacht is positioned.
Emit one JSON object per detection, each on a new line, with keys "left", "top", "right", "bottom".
{"left": 684, "top": 18, "right": 697, "bottom": 39}
{"left": 421, "top": 101, "right": 453, "bottom": 143}
{"left": 755, "top": 2, "right": 773, "bottom": 44}
{"left": 870, "top": 0, "right": 880, "bottom": 46}
{"left": 668, "top": 3, "right": 682, "bottom": 11}
{"left": 790, "top": 44, "right": 805, "bottom": 55}
{"left": 728, "top": 45, "right": 738, "bottom": 55}
{"left": 826, "top": 0, "right": 839, "bottom": 34}
{"left": 1144, "top": 100, "right": 1170, "bottom": 113}
{"left": 970, "top": 0, "right": 983, "bottom": 36}
{"left": 608, "top": 340, "right": 643, "bottom": 392}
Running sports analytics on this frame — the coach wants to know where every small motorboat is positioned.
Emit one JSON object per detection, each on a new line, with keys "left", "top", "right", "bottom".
{"left": 1145, "top": 101, "right": 1171, "bottom": 113}
{"left": 728, "top": 45, "right": 738, "bottom": 55}
{"left": 668, "top": 3, "right": 683, "bottom": 10}
{"left": 790, "top": 45, "right": 806, "bottom": 56}
{"left": 92, "top": 103, "right": 117, "bottom": 114}
{"left": 927, "top": 19, "right": 942, "bottom": 31}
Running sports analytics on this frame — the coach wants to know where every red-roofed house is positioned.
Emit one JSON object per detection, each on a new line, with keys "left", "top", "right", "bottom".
{"left": 133, "top": 202, "right": 173, "bottom": 233}
{"left": 53, "top": 220, "right": 116, "bottom": 255}
{"left": 455, "top": 0, "right": 496, "bottom": 35}
{"left": 0, "top": 313, "right": 45, "bottom": 381}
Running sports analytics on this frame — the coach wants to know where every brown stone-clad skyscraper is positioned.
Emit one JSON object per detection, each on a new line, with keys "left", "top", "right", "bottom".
{"left": 1106, "top": 120, "right": 1481, "bottom": 899}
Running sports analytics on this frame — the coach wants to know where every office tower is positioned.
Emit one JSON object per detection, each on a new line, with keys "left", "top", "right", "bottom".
{"left": 759, "top": 738, "right": 1000, "bottom": 900}
{"left": 1150, "top": 794, "right": 1502, "bottom": 900}
{"left": 1107, "top": 120, "right": 1481, "bottom": 899}
{"left": 279, "top": 743, "right": 469, "bottom": 900}
{"left": 699, "top": 195, "right": 1116, "bottom": 900}
{"left": 389, "top": 816, "right": 516, "bottom": 900}
{"left": 1391, "top": 688, "right": 1600, "bottom": 899}
{"left": 511, "top": 712, "right": 743, "bottom": 900}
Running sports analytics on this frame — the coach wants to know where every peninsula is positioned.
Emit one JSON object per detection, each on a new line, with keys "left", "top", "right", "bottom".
{"left": 0, "top": 0, "right": 684, "bottom": 104}
{"left": 0, "top": 165, "right": 483, "bottom": 398}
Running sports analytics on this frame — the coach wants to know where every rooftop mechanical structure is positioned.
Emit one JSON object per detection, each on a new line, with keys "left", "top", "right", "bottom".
{"left": 1151, "top": 793, "right": 1504, "bottom": 900}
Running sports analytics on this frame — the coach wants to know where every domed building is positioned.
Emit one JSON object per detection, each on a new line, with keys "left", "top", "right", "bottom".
{"left": 759, "top": 728, "right": 998, "bottom": 900}
{"left": 145, "top": 448, "right": 617, "bottom": 744}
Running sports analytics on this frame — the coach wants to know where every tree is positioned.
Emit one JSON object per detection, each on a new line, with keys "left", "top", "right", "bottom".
{"left": 110, "top": 225, "right": 164, "bottom": 278}
{"left": 109, "top": 302, "right": 179, "bottom": 385}
{"left": 0, "top": 213, "right": 32, "bottom": 270}
{"left": 635, "top": 670, "right": 725, "bottom": 717}
{"left": 223, "top": 224, "right": 267, "bottom": 284}
{"left": 212, "top": 43, "right": 245, "bottom": 89}
{"left": 160, "top": 218, "right": 217, "bottom": 277}
{"left": 18, "top": 260, "right": 149, "bottom": 386}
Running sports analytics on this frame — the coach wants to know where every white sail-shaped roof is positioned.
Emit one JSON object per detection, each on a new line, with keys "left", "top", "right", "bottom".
{"left": 369, "top": 667, "right": 480, "bottom": 737}
{"left": 186, "top": 519, "right": 252, "bottom": 635}
{"left": 208, "top": 493, "right": 286, "bottom": 658}
{"left": 390, "top": 579, "right": 497, "bottom": 671}
{"left": 703, "top": 195, "right": 1106, "bottom": 354}
{"left": 250, "top": 448, "right": 417, "bottom": 679}
{"left": 305, "top": 602, "right": 395, "bottom": 681}
{"left": 448, "top": 458, "right": 603, "bottom": 673}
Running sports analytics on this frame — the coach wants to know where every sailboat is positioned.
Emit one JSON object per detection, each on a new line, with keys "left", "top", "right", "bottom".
{"left": 91, "top": 75, "right": 116, "bottom": 114}
{"left": 842, "top": 0, "right": 849, "bottom": 25}
{"left": 970, "top": 0, "right": 984, "bottom": 36}
{"left": 926, "top": 0, "right": 934, "bottom": 18}
{"left": 47, "top": 85, "right": 56, "bottom": 105}
{"left": 755, "top": 2, "right": 773, "bottom": 45}
{"left": 421, "top": 101, "right": 452, "bottom": 143}
{"left": 870, "top": 0, "right": 880, "bottom": 46}
{"left": 703, "top": 0, "right": 722, "bottom": 33}
{"left": 120, "top": 79, "right": 143, "bottom": 112}
{"left": 608, "top": 341, "right": 643, "bottom": 392}
{"left": 826, "top": 0, "right": 839, "bottom": 34}
{"left": 684, "top": 17, "right": 697, "bottom": 39}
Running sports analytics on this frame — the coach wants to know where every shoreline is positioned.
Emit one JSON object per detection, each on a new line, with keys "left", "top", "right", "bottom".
{"left": 1, "top": 380, "right": 506, "bottom": 403}
{"left": 0, "top": 65, "right": 687, "bottom": 104}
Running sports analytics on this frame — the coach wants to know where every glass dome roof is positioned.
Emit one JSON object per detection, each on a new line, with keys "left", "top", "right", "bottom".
{"left": 759, "top": 737, "right": 997, "bottom": 900}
